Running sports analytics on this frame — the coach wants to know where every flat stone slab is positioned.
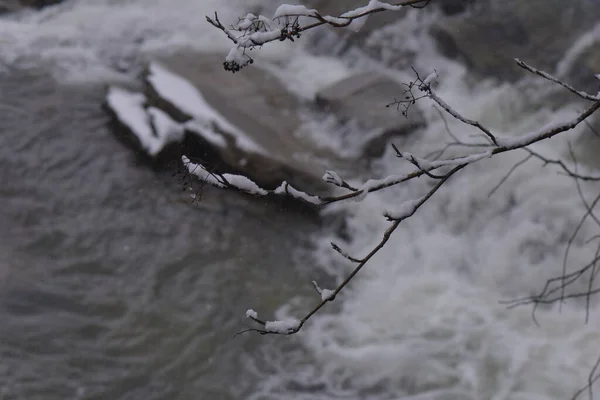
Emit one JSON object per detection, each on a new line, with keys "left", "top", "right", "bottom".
{"left": 316, "top": 71, "right": 425, "bottom": 156}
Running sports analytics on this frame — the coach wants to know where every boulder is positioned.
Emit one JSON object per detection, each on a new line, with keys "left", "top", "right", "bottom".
{"left": 0, "top": 0, "right": 62, "bottom": 13}
{"left": 557, "top": 39, "right": 600, "bottom": 93}
{"left": 142, "top": 53, "right": 332, "bottom": 192}
{"left": 105, "top": 53, "right": 342, "bottom": 194}
{"left": 316, "top": 71, "right": 425, "bottom": 157}
{"left": 430, "top": 0, "right": 600, "bottom": 83}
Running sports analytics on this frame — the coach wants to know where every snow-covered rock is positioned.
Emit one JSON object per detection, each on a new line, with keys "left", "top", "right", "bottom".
{"left": 145, "top": 61, "right": 265, "bottom": 155}
{"left": 143, "top": 53, "right": 332, "bottom": 191}
{"left": 0, "top": 0, "right": 62, "bottom": 13}
{"left": 105, "top": 87, "right": 185, "bottom": 158}
{"left": 316, "top": 71, "right": 425, "bottom": 157}
{"left": 106, "top": 53, "right": 332, "bottom": 192}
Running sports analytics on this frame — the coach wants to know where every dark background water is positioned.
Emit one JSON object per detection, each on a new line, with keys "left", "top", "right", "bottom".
{"left": 0, "top": 68, "right": 322, "bottom": 399}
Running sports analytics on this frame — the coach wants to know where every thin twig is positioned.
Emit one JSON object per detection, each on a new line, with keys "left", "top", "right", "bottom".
{"left": 515, "top": 59, "right": 600, "bottom": 102}
{"left": 487, "top": 153, "right": 533, "bottom": 197}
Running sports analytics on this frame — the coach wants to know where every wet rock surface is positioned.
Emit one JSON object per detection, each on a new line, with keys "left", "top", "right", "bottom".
{"left": 0, "top": 0, "right": 62, "bottom": 13}
{"left": 430, "top": 0, "right": 600, "bottom": 87}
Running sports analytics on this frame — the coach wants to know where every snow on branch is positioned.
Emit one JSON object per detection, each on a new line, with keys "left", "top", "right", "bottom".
{"left": 273, "top": 5, "right": 318, "bottom": 19}
{"left": 274, "top": 181, "right": 321, "bottom": 204}
{"left": 388, "top": 67, "right": 498, "bottom": 145}
{"left": 500, "top": 140, "right": 600, "bottom": 327}
{"left": 495, "top": 101, "right": 600, "bottom": 149}
{"left": 164, "top": 60, "right": 595, "bottom": 208}
{"left": 312, "top": 281, "right": 336, "bottom": 301}
{"left": 234, "top": 62, "right": 600, "bottom": 336}
{"left": 181, "top": 156, "right": 322, "bottom": 202}
{"left": 206, "top": 0, "right": 430, "bottom": 72}
{"left": 264, "top": 319, "right": 301, "bottom": 334}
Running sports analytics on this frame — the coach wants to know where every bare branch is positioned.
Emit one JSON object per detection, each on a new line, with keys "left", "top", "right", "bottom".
{"left": 206, "top": 12, "right": 239, "bottom": 44}
{"left": 425, "top": 106, "right": 491, "bottom": 160}
{"left": 244, "top": 164, "right": 465, "bottom": 335}
{"left": 524, "top": 147, "right": 600, "bottom": 182}
{"left": 516, "top": 59, "right": 600, "bottom": 102}
{"left": 238, "top": 98, "right": 600, "bottom": 334}
{"left": 572, "top": 350, "right": 600, "bottom": 400}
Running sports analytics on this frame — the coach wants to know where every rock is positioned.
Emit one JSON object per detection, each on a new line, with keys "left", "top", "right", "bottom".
{"left": 105, "top": 53, "right": 337, "bottom": 194}
{"left": 0, "top": 0, "right": 21, "bottom": 13}
{"left": 558, "top": 38, "right": 600, "bottom": 94}
{"left": 438, "top": 0, "right": 475, "bottom": 15}
{"left": 316, "top": 71, "right": 425, "bottom": 157}
{"left": 0, "top": 0, "right": 62, "bottom": 13}
{"left": 22, "top": 0, "right": 62, "bottom": 7}
{"left": 430, "top": 0, "right": 600, "bottom": 83}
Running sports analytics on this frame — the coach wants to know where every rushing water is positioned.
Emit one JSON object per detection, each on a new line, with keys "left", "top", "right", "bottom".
{"left": 3, "top": 1, "right": 600, "bottom": 400}
{"left": 0, "top": 67, "right": 326, "bottom": 399}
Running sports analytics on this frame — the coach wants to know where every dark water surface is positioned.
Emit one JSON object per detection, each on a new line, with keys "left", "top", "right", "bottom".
{"left": 0, "top": 69, "right": 321, "bottom": 400}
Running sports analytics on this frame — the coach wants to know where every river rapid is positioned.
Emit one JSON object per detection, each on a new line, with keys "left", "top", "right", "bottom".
{"left": 2, "top": 1, "right": 600, "bottom": 400}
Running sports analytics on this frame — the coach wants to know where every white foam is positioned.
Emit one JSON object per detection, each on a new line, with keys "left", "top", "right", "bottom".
{"left": 251, "top": 86, "right": 600, "bottom": 399}
{"left": 106, "top": 87, "right": 185, "bottom": 156}
{"left": 250, "top": 13, "right": 600, "bottom": 398}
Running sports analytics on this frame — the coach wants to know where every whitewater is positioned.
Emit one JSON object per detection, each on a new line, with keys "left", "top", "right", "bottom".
{"left": 2, "top": 1, "right": 600, "bottom": 399}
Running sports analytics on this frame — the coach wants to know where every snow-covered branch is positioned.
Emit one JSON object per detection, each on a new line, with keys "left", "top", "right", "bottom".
{"left": 181, "top": 156, "right": 320, "bottom": 204}
{"left": 230, "top": 62, "right": 600, "bottom": 336}
{"left": 501, "top": 140, "right": 600, "bottom": 325}
{"left": 206, "top": 0, "right": 430, "bottom": 72}
{"left": 198, "top": 7, "right": 600, "bottom": 336}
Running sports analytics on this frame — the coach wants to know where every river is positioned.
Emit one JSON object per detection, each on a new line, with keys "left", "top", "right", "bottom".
{"left": 2, "top": 1, "right": 600, "bottom": 400}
